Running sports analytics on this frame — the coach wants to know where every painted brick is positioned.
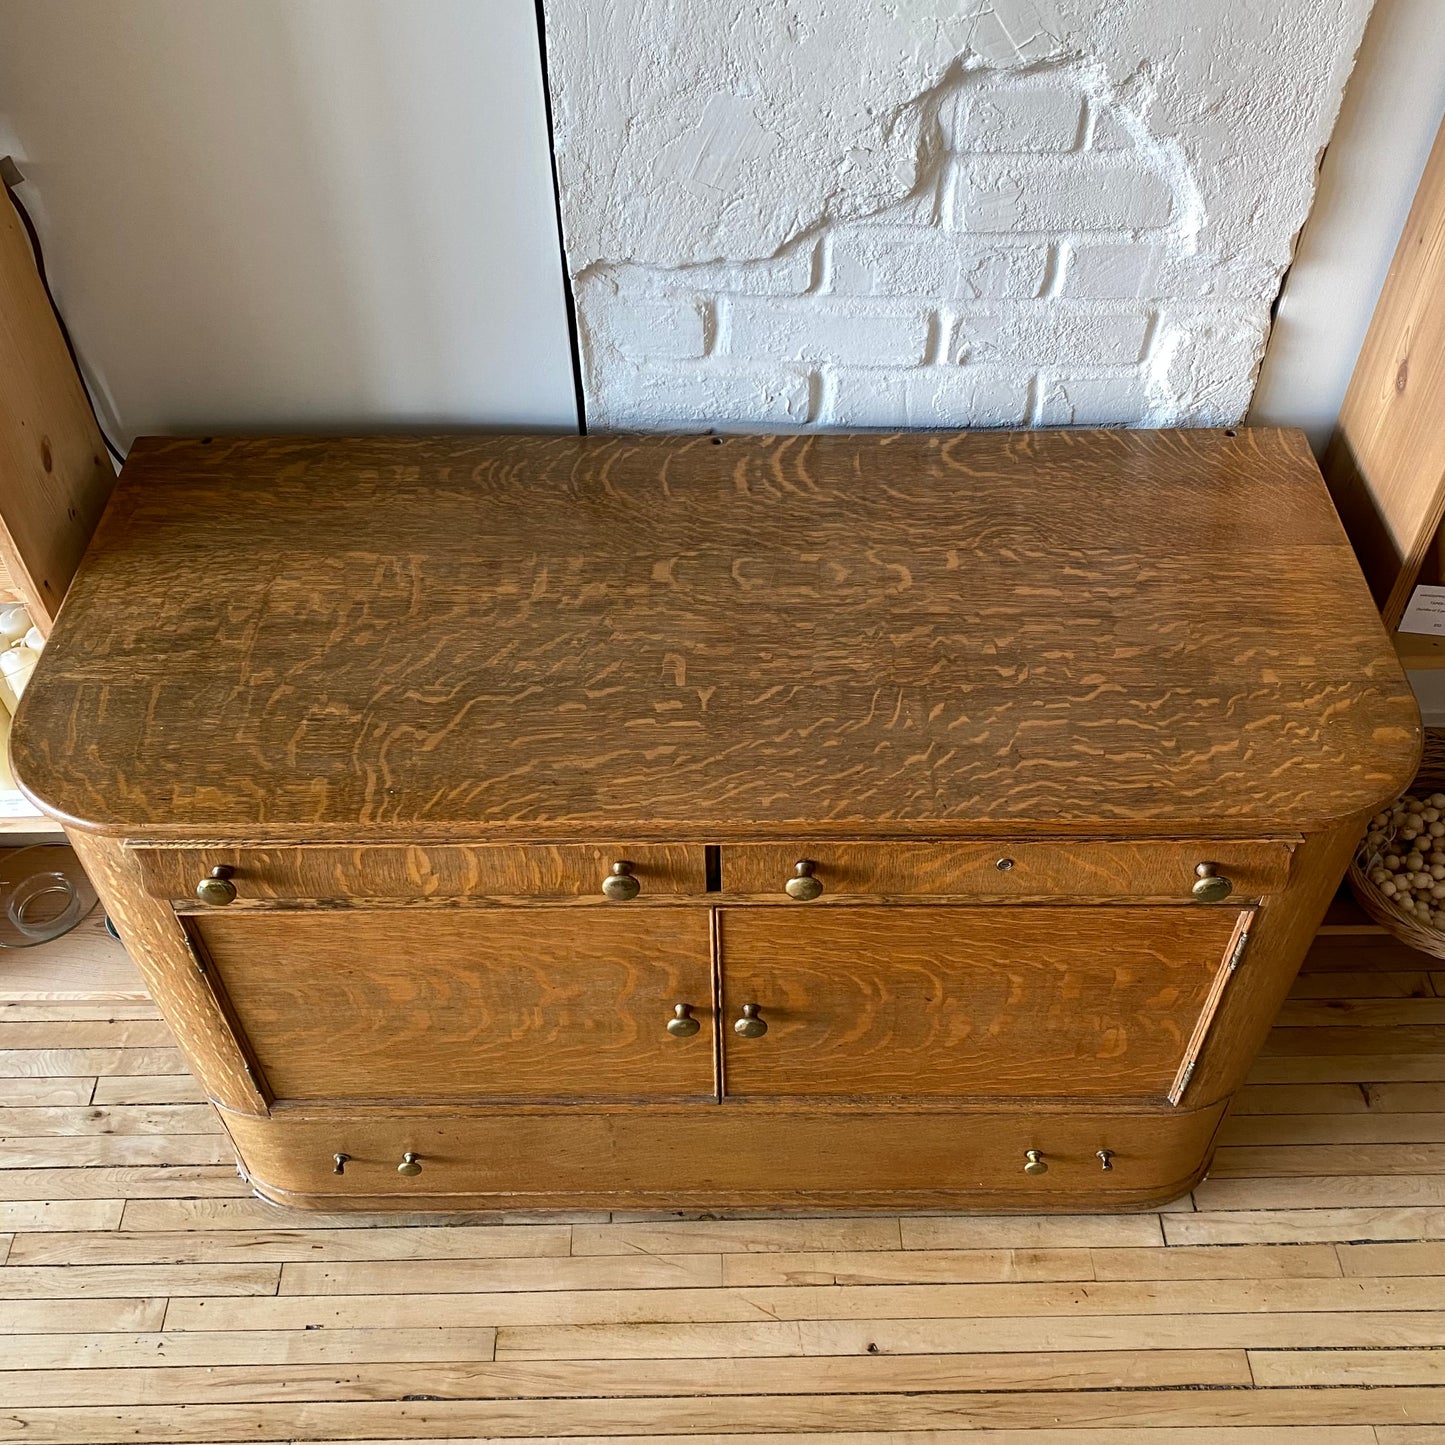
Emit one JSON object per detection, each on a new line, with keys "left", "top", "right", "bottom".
{"left": 956, "top": 307, "right": 1152, "bottom": 368}
{"left": 1062, "top": 243, "right": 1167, "bottom": 299}
{"left": 954, "top": 84, "right": 1087, "bottom": 153}
{"left": 1088, "top": 106, "right": 1136, "bottom": 151}
{"left": 589, "top": 297, "right": 708, "bottom": 361}
{"left": 727, "top": 297, "right": 931, "bottom": 366}
{"left": 828, "top": 365, "right": 1031, "bottom": 428}
{"left": 548, "top": 3, "right": 1371, "bottom": 431}
{"left": 956, "top": 155, "right": 1176, "bottom": 233}
{"left": 829, "top": 228, "right": 1045, "bottom": 300}
{"left": 590, "top": 362, "right": 811, "bottom": 428}
{"left": 1038, "top": 373, "right": 1152, "bottom": 426}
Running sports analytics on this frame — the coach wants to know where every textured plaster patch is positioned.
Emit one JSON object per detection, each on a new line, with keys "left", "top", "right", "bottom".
{"left": 545, "top": 0, "right": 1374, "bottom": 429}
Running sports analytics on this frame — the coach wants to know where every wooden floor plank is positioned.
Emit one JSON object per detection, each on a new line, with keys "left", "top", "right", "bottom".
{"left": 2, "top": 1328, "right": 500, "bottom": 1369}
{"left": 492, "top": 1310, "right": 1445, "bottom": 1360}
{"left": 716, "top": 1247, "right": 1097, "bottom": 1287}
{"left": 0, "top": 1105, "right": 220, "bottom": 1136}
{"left": 1336, "top": 1240, "right": 1445, "bottom": 1276}
{"left": 278, "top": 1255, "right": 725, "bottom": 1296}
{"left": 0, "top": 1048, "right": 189, "bottom": 1078}
{"left": 0, "top": 1298, "right": 166, "bottom": 1335}
{"left": 1, "top": 1387, "right": 1443, "bottom": 1442}
{"left": 90, "top": 1076, "right": 208, "bottom": 1106}
{"left": 0, "top": 1349, "right": 1254, "bottom": 1406}
{"left": 897, "top": 1214, "right": 1164, "bottom": 1249}
{"left": 118, "top": 1198, "right": 608, "bottom": 1231}
{"left": 1217, "top": 1113, "right": 1445, "bottom": 1145}
{"left": 0, "top": 1021, "right": 175, "bottom": 1049}
{"left": 1164, "top": 1207, "right": 1445, "bottom": 1246}
{"left": 1231, "top": 1082, "right": 1445, "bottom": 1114}
{"left": 1210, "top": 1143, "right": 1445, "bottom": 1177}
{"left": 0, "top": 1166, "right": 249, "bottom": 1201}
{"left": 0, "top": 1136, "right": 234, "bottom": 1167}
{"left": 570, "top": 1218, "right": 902, "bottom": 1256}
{"left": 1251, "top": 1347, "right": 1445, "bottom": 1385}
{"left": 0, "top": 1200, "right": 125, "bottom": 1232}
{"left": 162, "top": 1276, "right": 1445, "bottom": 1331}
{"left": 1273, "top": 999, "right": 1445, "bottom": 1026}
{"left": 1191, "top": 1177, "right": 1445, "bottom": 1210}
{"left": 8, "top": 1225, "right": 575, "bottom": 1266}
{"left": 0, "top": 1262, "right": 281, "bottom": 1298}
{"left": 1245, "top": 1054, "right": 1445, "bottom": 1084}
{"left": 0, "top": 1078, "right": 96, "bottom": 1106}
{"left": 1284, "top": 970, "right": 1436, "bottom": 998}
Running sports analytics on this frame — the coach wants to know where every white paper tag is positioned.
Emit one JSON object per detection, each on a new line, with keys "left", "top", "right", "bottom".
{"left": 1400, "top": 585, "right": 1445, "bottom": 635}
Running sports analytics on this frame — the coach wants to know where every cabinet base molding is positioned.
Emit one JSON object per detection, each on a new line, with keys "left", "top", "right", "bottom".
{"left": 222, "top": 1102, "right": 1229, "bottom": 1214}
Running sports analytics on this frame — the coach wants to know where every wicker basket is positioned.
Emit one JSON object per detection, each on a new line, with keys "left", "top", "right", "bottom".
{"left": 1348, "top": 730, "right": 1445, "bottom": 959}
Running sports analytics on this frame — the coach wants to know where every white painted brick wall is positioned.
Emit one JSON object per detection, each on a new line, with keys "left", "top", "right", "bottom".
{"left": 546, "top": 0, "right": 1372, "bottom": 431}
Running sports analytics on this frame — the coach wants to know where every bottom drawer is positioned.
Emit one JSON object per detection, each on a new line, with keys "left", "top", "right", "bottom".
{"left": 222, "top": 1102, "right": 1228, "bottom": 1213}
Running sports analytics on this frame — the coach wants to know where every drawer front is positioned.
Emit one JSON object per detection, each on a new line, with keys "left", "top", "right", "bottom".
{"left": 718, "top": 905, "right": 1248, "bottom": 1103}
{"left": 136, "top": 844, "right": 706, "bottom": 904}
{"left": 722, "top": 840, "right": 1293, "bottom": 901}
{"left": 225, "top": 1102, "right": 1228, "bottom": 1211}
{"left": 192, "top": 909, "right": 714, "bottom": 1103}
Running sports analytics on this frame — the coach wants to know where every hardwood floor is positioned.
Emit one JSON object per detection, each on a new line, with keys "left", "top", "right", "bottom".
{"left": 1, "top": 908, "right": 1443, "bottom": 1442}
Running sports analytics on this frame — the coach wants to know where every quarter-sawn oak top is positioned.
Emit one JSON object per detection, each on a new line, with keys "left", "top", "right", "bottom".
{"left": 12, "top": 429, "right": 1419, "bottom": 841}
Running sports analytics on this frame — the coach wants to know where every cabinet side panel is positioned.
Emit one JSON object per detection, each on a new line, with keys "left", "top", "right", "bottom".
{"left": 67, "top": 830, "right": 267, "bottom": 1115}
{"left": 1185, "top": 814, "right": 1369, "bottom": 1108}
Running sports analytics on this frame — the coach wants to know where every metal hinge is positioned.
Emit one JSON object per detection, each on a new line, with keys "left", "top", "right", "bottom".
{"left": 1227, "top": 929, "right": 1250, "bottom": 973}
{"left": 1176, "top": 1059, "right": 1196, "bottom": 1097}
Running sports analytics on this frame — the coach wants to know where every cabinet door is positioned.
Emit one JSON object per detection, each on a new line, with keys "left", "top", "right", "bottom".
{"left": 192, "top": 909, "right": 714, "bottom": 1104}
{"left": 718, "top": 905, "right": 1248, "bottom": 1103}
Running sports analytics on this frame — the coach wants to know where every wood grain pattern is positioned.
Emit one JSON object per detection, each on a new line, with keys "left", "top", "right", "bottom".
{"left": 192, "top": 909, "right": 714, "bottom": 1103}
{"left": 132, "top": 843, "right": 706, "bottom": 902}
{"left": 10, "top": 429, "right": 1417, "bottom": 840}
{"left": 716, "top": 905, "right": 1245, "bottom": 1102}
{"left": 65, "top": 831, "right": 266, "bottom": 1116}
{"left": 722, "top": 839, "right": 1295, "bottom": 900}
{"left": 0, "top": 177, "right": 114, "bottom": 634}
{"left": 1323, "top": 116, "right": 1445, "bottom": 629}
{"left": 220, "top": 1101, "right": 1228, "bottom": 1211}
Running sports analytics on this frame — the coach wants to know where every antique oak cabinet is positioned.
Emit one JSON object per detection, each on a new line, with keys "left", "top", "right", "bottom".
{"left": 10, "top": 429, "right": 1419, "bottom": 1211}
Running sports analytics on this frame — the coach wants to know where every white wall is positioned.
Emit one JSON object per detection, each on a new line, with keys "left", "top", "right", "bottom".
{"left": 0, "top": 0, "right": 578, "bottom": 445}
{"left": 1249, "top": 0, "right": 1445, "bottom": 452}
{"left": 544, "top": 0, "right": 1372, "bottom": 432}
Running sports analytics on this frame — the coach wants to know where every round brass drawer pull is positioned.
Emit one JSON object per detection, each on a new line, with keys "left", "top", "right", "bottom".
{"left": 397, "top": 1152, "right": 423, "bottom": 1177}
{"left": 667, "top": 1003, "right": 701, "bottom": 1038}
{"left": 734, "top": 1002, "right": 768, "bottom": 1038}
{"left": 332, "top": 1153, "right": 350, "bottom": 1176}
{"left": 195, "top": 865, "right": 237, "bottom": 907}
{"left": 602, "top": 861, "right": 641, "bottom": 901}
{"left": 784, "top": 859, "right": 823, "bottom": 901}
{"left": 1023, "top": 1149, "right": 1048, "bottom": 1175}
{"left": 1192, "top": 862, "right": 1233, "bottom": 903}
{"left": 1096, "top": 1149, "right": 1114, "bottom": 1172}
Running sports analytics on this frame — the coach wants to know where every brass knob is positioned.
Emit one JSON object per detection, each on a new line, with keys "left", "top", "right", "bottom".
{"left": 1023, "top": 1149, "right": 1048, "bottom": 1175}
{"left": 734, "top": 1002, "right": 767, "bottom": 1038}
{"left": 1192, "top": 862, "right": 1233, "bottom": 903}
{"left": 397, "top": 1152, "right": 422, "bottom": 1177}
{"left": 195, "top": 865, "right": 237, "bottom": 907}
{"left": 332, "top": 1153, "right": 350, "bottom": 1176}
{"left": 667, "top": 1003, "right": 701, "bottom": 1038}
{"left": 1096, "top": 1149, "right": 1114, "bottom": 1172}
{"left": 602, "top": 861, "right": 640, "bottom": 901}
{"left": 784, "top": 859, "right": 823, "bottom": 901}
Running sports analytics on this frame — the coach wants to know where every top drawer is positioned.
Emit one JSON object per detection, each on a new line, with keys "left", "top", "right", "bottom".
{"left": 722, "top": 840, "right": 1294, "bottom": 903}
{"left": 133, "top": 844, "right": 706, "bottom": 906}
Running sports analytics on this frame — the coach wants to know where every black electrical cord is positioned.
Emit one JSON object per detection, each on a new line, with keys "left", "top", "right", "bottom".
{"left": 1, "top": 158, "right": 126, "bottom": 466}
